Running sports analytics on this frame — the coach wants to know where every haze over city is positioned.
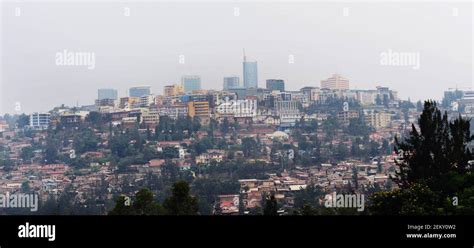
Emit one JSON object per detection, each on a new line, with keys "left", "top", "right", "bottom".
{"left": 3, "top": 3, "right": 474, "bottom": 243}
{"left": 1, "top": 1, "right": 472, "bottom": 114}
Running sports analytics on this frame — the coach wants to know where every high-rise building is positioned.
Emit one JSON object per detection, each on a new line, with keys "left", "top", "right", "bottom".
{"left": 164, "top": 84, "right": 184, "bottom": 97}
{"left": 98, "top": 88, "right": 118, "bottom": 100}
{"left": 158, "top": 104, "right": 189, "bottom": 119}
{"left": 355, "top": 90, "right": 378, "bottom": 106}
{"left": 243, "top": 51, "right": 258, "bottom": 89}
{"left": 228, "top": 88, "right": 248, "bottom": 100}
{"left": 182, "top": 76, "right": 201, "bottom": 93}
{"left": 364, "top": 110, "right": 391, "bottom": 128}
{"left": 129, "top": 85, "right": 151, "bottom": 97}
{"left": 442, "top": 89, "right": 464, "bottom": 108}
{"left": 274, "top": 100, "right": 301, "bottom": 125}
{"left": 95, "top": 98, "right": 116, "bottom": 107}
{"left": 266, "top": 79, "right": 285, "bottom": 92}
{"left": 29, "top": 112, "right": 51, "bottom": 130}
{"left": 188, "top": 101, "right": 210, "bottom": 119}
{"left": 137, "top": 95, "right": 155, "bottom": 107}
{"left": 337, "top": 110, "right": 360, "bottom": 126}
{"left": 461, "top": 91, "right": 474, "bottom": 114}
{"left": 119, "top": 97, "right": 140, "bottom": 109}
{"left": 223, "top": 76, "right": 240, "bottom": 90}
{"left": 321, "top": 74, "right": 349, "bottom": 90}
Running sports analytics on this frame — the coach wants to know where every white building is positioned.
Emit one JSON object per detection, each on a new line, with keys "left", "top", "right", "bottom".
{"left": 275, "top": 100, "right": 301, "bottom": 126}
{"left": 364, "top": 110, "right": 391, "bottom": 128}
{"left": 321, "top": 74, "right": 350, "bottom": 90}
{"left": 142, "top": 108, "right": 160, "bottom": 125}
{"left": 29, "top": 113, "right": 51, "bottom": 130}
{"left": 215, "top": 99, "right": 258, "bottom": 117}
{"left": 356, "top": 90, "right": 378, "bottom": 106}
{"left": 136, "top": 95, "right": 155, "bottom": 108}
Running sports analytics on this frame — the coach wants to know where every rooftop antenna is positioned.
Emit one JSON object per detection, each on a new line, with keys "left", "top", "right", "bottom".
{"left": 243, "top": 48, "right": 246, "bottom": 62}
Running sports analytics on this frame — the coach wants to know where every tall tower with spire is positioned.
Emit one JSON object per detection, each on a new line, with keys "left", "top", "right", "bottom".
{"left": 242, "top": 49, "right": 258, "bottom": 89}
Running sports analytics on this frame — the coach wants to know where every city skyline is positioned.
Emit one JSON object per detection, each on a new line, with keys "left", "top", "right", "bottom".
{"left": 0, "top": 66, "right": 470, "bottom": 115}
{"left": 1, "top": 2, "right": 472, "bottom": 114}
{"left": 1, "top": 0, "right": 474, "bottom": 243}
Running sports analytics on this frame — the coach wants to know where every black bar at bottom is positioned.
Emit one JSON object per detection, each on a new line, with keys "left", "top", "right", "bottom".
{"left": 0, "top": 216, "right": 472, "bottom": 247}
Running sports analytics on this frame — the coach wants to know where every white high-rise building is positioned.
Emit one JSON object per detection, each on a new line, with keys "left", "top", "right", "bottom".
{"left": 30, "top": 112, "right": 51, "bottom": 130}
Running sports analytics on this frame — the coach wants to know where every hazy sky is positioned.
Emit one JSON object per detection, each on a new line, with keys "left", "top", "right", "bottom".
{"left": 1, "top": 1, "right": 472, "bottom": 114}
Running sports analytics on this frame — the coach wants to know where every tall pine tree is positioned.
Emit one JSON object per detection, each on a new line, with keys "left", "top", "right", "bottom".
{"left": 394, "top": 100, "right": 473, "bottom": 194}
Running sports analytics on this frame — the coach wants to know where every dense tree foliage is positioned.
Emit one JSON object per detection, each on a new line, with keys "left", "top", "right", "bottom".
{"left": 109, "top": 188, "right": 162, "bottom": 215}
{"left": 370, "top": 101, "right": 474, "bottom": 215}
{"left": 163, "top": 181, "right": 199, "bottom": 215}
{"left": 263, "top": 193, "right": 278, "bottom": 216}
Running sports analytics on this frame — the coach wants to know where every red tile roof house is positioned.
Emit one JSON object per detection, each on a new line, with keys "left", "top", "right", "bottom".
{"left": 80, "top": 151, "right": 104, "bottom": 158}
{"left": 145, "top": 159, "right": 166, "bottom": 174}
{"left": 40, "top": 164, "right": 69, "bottom": 175}
{"left": 243, "top": 191, "right": 263, "bottom": 209}
{"left": 173, "top": 159, "right": 192, "bottom": 171}
{"left": 218, "top": 194, "right": 240, "bottom": 215}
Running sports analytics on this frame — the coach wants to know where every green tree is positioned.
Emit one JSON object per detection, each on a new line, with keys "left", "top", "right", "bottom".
{"left": 347, "top": 115, "right": 371, "bottom": 137}
{"left": 44, "top": 136, "right": 59, "bottom": 163}
{"left": 298, "top": 203, "right": 319, "bottom": 215}
{"left": 192, "top": 117, "right": 202, "bottom": 132}
{"left": 370, "top": 101, "right": 474, "bottom": 215}
{"left": 293, "top": 184, "right": 324, "bottom": 208}
{"left": 73, "top": 128, "right": 99, "bottom": 154}
{"left": 85, "top": 111, "right": 107, "bottom": 127}
{"left": 20, "top": 146, "right": 34, "bottom": 162}
{"left": 0, "top": 156, "right": 15, "bottom": 172}
{"left": 381, "top": 139, "right": 390, "bottom": 155}
{"left": 377, "top": 160, "right": 383, "bottom": 173}
{"left": 193, "top": 137, "right": 214, "bottom": 155}
{"left": 220, "top": 117, "right": 230, "bottom": 134}
{"left": 109, "top": 189, "right": 162, "bottom": 215}
{"left": 108, "top": 195, "right": 134, "bottom": 215}
{"left": 16, "top": 114, "right": 30, "bottom": 128}
{"left": 370, "top": 183, "right": 439, "bottom": 215}
{"left": 161, "top": 161, "right": 180, "bottom": 181}
{"left": 241, "top": 137, "right": 258, "bottom": 158}
{"left": 238, "top": 193, "right": 245, "bottom": 214}
{"left": 263, "top": 193, "right": 278, "bottom": 216}
{"left": 133, "top": 188, "right": 163, "bottom": 215}
{"left": 336, "top": 142, "right": 349, "bottom": 160}
{"left": 352, "top": 166, "right": 359, "bottom": 189}
{"left": 21, "top": 181, "right": 31, "bottom": 193}
{"left": 163, "top": 181, "right": 199, "bottom": 215}
{"left": 394, "top": 101, "right": 473, "bottom": 191}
